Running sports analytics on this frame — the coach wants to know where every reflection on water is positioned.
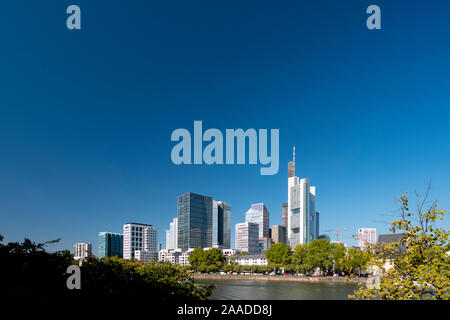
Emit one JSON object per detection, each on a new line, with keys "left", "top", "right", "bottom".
{"left": 197, "top": 279, "right": 358, "bottom": 300}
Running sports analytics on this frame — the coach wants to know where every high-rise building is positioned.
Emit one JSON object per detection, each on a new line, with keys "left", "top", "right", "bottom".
{"left": 178, "top": 192, "right": 213, "bottom": 250}
{"left": 271, "top": 225, "right": 287, "bottom": 244}
{"left": 212, "top": 201, "right": 231, "bottom": 249}
{"left": 281, "top": 202, "right": 288, "bottom": 228}
{"left": 235, "top": 222, "right": 259, "bottom": 254}
{"left": 165, "top": 218, "right": 178, "bottom": 250}
{"left": 74, "top": 242, "right": 92, "bottom": 260}
{"left": 245, "top": 203, "right": 269, "bottom": 238}
{"left": 123, "top": 223, "right": 157, "bottom": 259}
{"left": 287, "top": 147, "right": 319, "bottom": 247}
{"left": 98, "top": 232, "right": 123, "bottom": 258}
{"left": 358, "top": 228, "right": 377, "bottom": 250}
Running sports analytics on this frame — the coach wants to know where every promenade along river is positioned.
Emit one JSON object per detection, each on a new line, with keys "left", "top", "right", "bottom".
{"left": 196, "top": 278, "right": 360, "bottom": 300}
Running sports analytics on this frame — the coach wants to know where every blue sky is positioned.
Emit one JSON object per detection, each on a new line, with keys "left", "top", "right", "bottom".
{"left": 0, "top": 1, "right": 449, "bottom": 252}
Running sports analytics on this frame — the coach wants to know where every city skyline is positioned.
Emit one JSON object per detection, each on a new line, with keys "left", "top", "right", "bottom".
{"left": 1, "top": 1, "right": 450, "bottom": 254}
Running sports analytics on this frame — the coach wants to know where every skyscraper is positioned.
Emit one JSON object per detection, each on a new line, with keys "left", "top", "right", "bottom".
{"left": 177, "top": 192, "right": 213, "bottom": 250}
{"left": 358, "top": 228, "right": 377, "bottom": 250}
{"left": 271, "top": 225, "right": 287, "bottom": 244}
{"left": 281, "top": 202, "right": 288, "bottom": 228}
{"left": 74, "top": 242, "right": 92, "bottom": 261}
{"left": 235, "top": 222, "right": 259, "bottom": 254}
{"left": 165, "top": 218, "right": 178, "bottom": 250}
{"left": 98, "top": 232, "right": 123, "bottom": 258}
{"left": 212, "top": 201, "right": 231, "bottom": 249}
{"left": 287, "top": 147, "right": 319, "bottom": 247}
{"left": 245, "top": 203, "right": 269, "bottom": 238}
{"left": 123, "top": 223, "right": 157, "bottom": 259}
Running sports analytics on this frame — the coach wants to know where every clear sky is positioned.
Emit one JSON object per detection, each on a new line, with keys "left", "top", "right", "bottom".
{"left": 1, "top": 1, "right": 449, "bottom": 252}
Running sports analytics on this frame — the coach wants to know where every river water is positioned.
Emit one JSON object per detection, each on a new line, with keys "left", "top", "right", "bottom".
{"left": 197, "top": 279, "right": 358, "bottom": 300}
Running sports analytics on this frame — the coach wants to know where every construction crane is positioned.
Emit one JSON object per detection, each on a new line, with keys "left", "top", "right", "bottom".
{"left": 322, "top": 228, "right": 347, "bottom": 242}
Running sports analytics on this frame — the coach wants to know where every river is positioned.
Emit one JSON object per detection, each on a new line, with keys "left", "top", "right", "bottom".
{"left": 197, "top": 279, "right": 359, "bottom": 300}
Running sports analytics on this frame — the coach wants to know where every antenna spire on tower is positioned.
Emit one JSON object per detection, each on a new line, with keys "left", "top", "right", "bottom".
{"left": 293, "top": 146, "right": 295, "bottom": 174}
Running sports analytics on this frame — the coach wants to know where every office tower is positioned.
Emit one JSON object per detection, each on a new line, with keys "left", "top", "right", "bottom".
{"left": 212, "top": 201, "right": 231, "bottom": 249}
{"left": 123, "top": 223, "right": 157, "bottom": 259}
{"left": 98, "top": 232, "right": 123, "bottom": 258}
{"left": 271, "top": 225, "right": 287, "bottom": 244}
{"left": 245, "top": 203, "right": 269, "bottom": 238}
{"left": 281, "top": 202, "right": 288, "bottom": 228}
{"left": 287, "top": 147, "right": 319, "bottom": 247}
{"left": 235, "top": 222, "right": 259, "bottom": 254}
{"left": 358, "top": 228, "right": 377, "bottom": 250}
{"left": 74, "top": 242, "right": 92, "bottom": 260}
{"left": 165, "top": 218, "right": 178, "bottom": 250}
{"left": 178, "top": 192, "right": 213, "bottom": 250}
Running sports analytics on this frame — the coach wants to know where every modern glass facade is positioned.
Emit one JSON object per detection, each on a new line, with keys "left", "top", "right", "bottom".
{"left": 245, "top": 203, "right": 269, "bottom": 238}
{"left": 212, "top": 201, "right": 231, "bottom": 249}
{"left": 178, "top": 192, "right": 213, "bottom": 250}
{"left": 98, "top": 232, "right": 123, "bottom": 258}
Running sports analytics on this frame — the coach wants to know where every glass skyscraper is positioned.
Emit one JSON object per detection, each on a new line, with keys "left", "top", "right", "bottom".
{"left": 178, "top": 192, "right": 213, "bottom": 250}
{"left": 212, "top": 201, "right": 231, "bottom": 249}
{"left": 245, "top": 203, "right": 270, "bottom": 238}
{"left": 98, "top": 232, "right": 123, "bottom": 258}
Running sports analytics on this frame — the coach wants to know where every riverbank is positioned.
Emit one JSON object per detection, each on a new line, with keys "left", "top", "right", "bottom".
{"left": 193, "top": 274, "right": 366, "bottom": 284}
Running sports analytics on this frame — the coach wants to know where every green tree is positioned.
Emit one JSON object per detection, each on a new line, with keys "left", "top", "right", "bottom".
{"left": 350, "top": 191, "right": 449, "bottom": 300}
{"left": 304, "top": 239, "right": 332, "bottom": 273}
{"left": 344, "top": 248, "right": 370, "bottom": 276}
{"left": 265, "top": 242, "right": 291, "bottom": 268}
{"left": 292, "top": 244, "right": 308, "bottom": 265}
{"left": 188, "top": 247, "right": 206, "bottom": 270}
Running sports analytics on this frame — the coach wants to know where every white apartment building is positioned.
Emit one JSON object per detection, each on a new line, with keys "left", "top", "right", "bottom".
{"left": 135, "top": 250, "right": 158, "bottom": 263}
{"left": 74, "top": 242, "right": 92, "bottom": 261}
{"left": 234, "top": 254, "right": 268, "bottom": 266}
{"left": 123, "top": 222, "right": 157, "bottom": 260}
{"left": 235, "top": 222, "right": 259, "bottom": 254}
{"left": 358, "top": 228, "right": 377, "bottom": 250}
{"left": 179, "top": 248, "right": 195, "bottom": 266}
{"left": 158, "top": 249, "right": 183, "bottom": 264}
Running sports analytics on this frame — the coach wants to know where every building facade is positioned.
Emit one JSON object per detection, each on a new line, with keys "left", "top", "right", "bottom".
{"left": 123, "top": 222, "right": 157, "bottom": 259}
{"left": 234, "top": 254, "right": 268, "bottom": 266}
{"left": 135, "top": 250, "right": 158, "bottom": 263}
{"left": 271, "top": 225, "right": 287, "bottom": 244}
{"left": 358, "top": 228, "right": 377, "bottom": 250}
{"left": 281, "top": 202, "right": 288, "bottom": 228}
{"left": 235, "top": 222, "right": 259, "bottom": 254}
{"left": 74, "top": 242, "right": 92, "bottom": 261}
{"left": 178, "top": 192, "right": 213, "bottom": 250}
{"left": 98, "top": 232, "right": 123, "bottom": 258}
{"left": 245, "top": 203, "right": 270, "bottom": 238}
{"left": 165, "top": 218, "right": 178, "bottom": 250}
{"left": 212, "top": 201, "right": 231, "bottom": 249}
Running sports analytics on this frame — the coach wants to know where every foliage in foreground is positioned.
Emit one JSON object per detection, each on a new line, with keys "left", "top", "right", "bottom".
{"left": 264, "top": 240, "right": 369, "bottom": 275}
{"left": 0, "top": 236, "right": 212, "bottom": 302}
{"left": 350, "top": 191, "right": 450, "bottom": 300}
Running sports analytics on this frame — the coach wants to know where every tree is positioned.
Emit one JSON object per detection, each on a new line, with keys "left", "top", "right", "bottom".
{"left": 350, "top": 190, "right": 449, "bottom": 300}
{"left": 344, "top": 248, "right": 370, "bottom": 276}
{"left": 188, "top": 247, "right": 225, "bottom": 272}
{"left": 188, "top": 248, "right": 206, "bottom": 270}
{"left": 292, "top": 244, "right": 308, "bottom": 265}
{"left": 265, "top": 243, "right": 291, "bottom": 268}
{"left": 0, "top": 236, "right": 213, "bottom": 302}
{"left": 304, "top": 239, "right": 332, "bottom": 273}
